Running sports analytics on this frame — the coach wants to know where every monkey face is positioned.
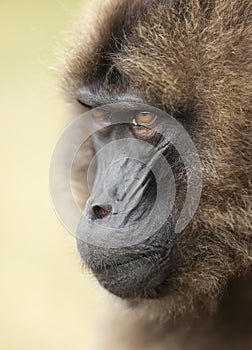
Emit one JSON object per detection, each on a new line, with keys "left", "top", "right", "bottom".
{"left": 75, "top": 101, "right": 198, "bottom": 298}
{"left": 60, "top": 0, "right": 252, "bottom": 317}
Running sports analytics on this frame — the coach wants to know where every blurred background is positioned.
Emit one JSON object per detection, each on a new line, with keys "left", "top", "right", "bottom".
{"left": 0, "top": 1, "right": 97, "bottom": 349}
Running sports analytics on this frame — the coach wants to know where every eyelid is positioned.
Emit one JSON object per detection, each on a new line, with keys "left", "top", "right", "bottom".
{"left": 92, "top": 108, "right": 107, "bottom": 120}
{"left": 76, "top": 98, "right": 92, "bottom": 109}
{"left": 91, "top": 109, "right": 113, "bottom": 132}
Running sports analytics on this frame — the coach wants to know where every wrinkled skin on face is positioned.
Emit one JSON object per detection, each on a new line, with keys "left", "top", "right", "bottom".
{"left": 62, "top": 0, "right": 252, "bottom": 330}
{"left": 76, "top": 102, "right": 191, "bottom": 298}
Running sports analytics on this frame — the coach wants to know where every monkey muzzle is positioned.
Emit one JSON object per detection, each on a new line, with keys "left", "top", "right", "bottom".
{"left": 76, "top": 135, "right": 179, "bottom": 299}
{"left": 74, "top": 102, "right": 201, "bottom": 299}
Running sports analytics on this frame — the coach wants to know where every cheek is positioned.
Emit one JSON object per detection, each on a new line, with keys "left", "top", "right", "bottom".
{"left": 70, "top": 138, "right": 94, "bottom": 210}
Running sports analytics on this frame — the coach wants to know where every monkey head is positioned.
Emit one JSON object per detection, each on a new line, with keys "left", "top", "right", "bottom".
{"left": 59, "top": 0, "right": 252, "bottom": 321}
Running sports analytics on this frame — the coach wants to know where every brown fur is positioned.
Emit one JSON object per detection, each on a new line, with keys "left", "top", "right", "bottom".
{"left": 60, "top": 0, "right": 252, "bottom": 348}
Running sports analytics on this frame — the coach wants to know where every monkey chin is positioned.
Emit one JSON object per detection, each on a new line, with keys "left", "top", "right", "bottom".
{"left": 93, "top": 256, "right": 173, "bottom": 299}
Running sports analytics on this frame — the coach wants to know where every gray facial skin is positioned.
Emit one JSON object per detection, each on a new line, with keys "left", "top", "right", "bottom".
{"left": 76, "top": 101, "right": 200, "bottom": 299}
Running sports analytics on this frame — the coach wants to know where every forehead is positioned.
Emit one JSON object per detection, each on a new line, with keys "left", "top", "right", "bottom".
{"left": 62, "top": 0, "right": 250, "bottom": 113}
{"left": 63, "top": 0, "right": 161, "bottom": 95}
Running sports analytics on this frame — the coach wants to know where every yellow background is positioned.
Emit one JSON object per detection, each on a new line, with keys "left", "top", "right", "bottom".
{"left": 0, "top": 1, "right": 96, "bottom": 349}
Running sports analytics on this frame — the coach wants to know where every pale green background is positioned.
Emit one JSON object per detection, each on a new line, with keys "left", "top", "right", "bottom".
{"left": 0, "top": 1, "right": 96, "bottom": 349}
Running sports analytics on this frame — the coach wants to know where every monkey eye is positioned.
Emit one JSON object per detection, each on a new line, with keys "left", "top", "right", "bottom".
{"left": 91, "top": 108, "right": 109, "bottom": 123}
{"left": 91, "top": 107, "right": 112, "bottom": 137}
{"left": 131, "top": 111, "right": 159, "bottom": 142}
{"left": 132, "top": 111, "right": 157, "bottom": 127}
{"left": 76, "top": 98, "right": 92, "bottom": 110}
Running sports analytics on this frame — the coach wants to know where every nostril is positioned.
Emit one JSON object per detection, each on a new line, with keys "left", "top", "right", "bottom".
{"left": 91, "top": 204, "right": 112, "bottom": 220}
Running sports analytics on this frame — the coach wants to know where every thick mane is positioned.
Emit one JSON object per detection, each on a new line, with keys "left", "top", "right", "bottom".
{"left": 61, "top": 1, "right": 252, "bottom": 349}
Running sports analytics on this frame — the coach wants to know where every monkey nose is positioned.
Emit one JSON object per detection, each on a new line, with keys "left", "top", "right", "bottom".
{"left": 90, "top": 204, "right": 112, "bottom": 220}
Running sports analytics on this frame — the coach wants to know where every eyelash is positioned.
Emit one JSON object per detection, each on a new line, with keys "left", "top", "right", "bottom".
{"left": 77, "top": 99, "right": 92, "bottom": 109}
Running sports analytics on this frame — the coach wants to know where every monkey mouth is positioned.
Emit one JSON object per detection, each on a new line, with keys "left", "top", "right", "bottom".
{"left": 91, "top": 255, "right": 144, "bottom": 272}
{"left": 77, "top": 237, "right": 174, "bottom": 299}
{"left": 94, "top": 254, "right": 172, "bottom": 299}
